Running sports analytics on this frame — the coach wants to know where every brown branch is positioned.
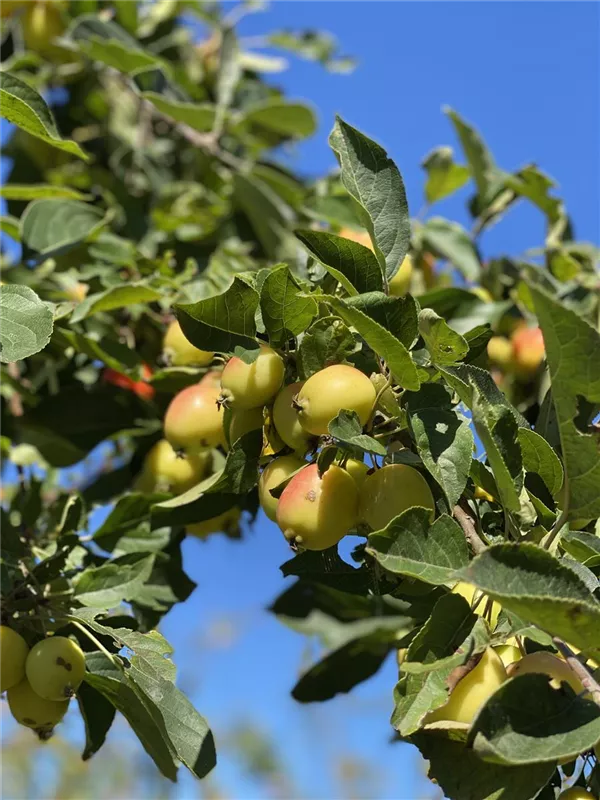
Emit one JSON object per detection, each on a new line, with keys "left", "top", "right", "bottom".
{"left": 553, "top": 638, "right": 600, "bottom": 706}
{"left": 453, "top": 503, "right": 487, "bottom": 555}
{"left": 7, "top": 362, "right": 24, "bottom": 417}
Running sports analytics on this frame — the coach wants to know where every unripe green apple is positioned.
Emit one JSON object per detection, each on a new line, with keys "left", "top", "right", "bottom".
{"left": 228, "top": 407, "right": 264, "bottom": 446}
{"left": 425, "top": 647, "right": 507, "bottom": 725}
{"left": 487, "top": 336, "right": 513, "bottom": 371}
{"left": 164, "top": 382, "right": 225, "bottom": 451}
{"left": 186, "top": 508, "right": 240, "bottom": 539}
{"left": 507, "top": 651, "right": 584, "bottom": 694}
{"left": 452, "top": 581, "right": 502, "bottom": 631}
{"left": 136, "top": 439, "right": 210, "bottom": 494}
{"left": 163, "top": 320, "right": 214, "bottom": 367}
{"left": 26, "top": 636, "right": 86, "bottom": 700}
{"left": 295, "top": 365, "right": 377, "bottom": 436}
{"left": 359, "top": 464, "right": 435, "bottom": 531}
{"left": 258, "top": 454, "right": 306, "bottom": 521}
{"left": 276, "top": 463, "right": 359, "bottom": 550}
{"left": 22, "top": 1, "right": 65, "bottom": 56}
{"left": 558, "top": 788, "right": 595, "bottom": 800}
{"left": 8, "top": 678, "right": 69, "bottom": 732}
{"left": 511, "top": 326, "right": 545, "bottom": 378}
{"left": 388, "top": 255, "right": 413, "bottom": 297}
{"left": 0, "top": 626, "right": 29, "bottom": 693}
{"left": 219, "top": 345, "right": 284, "bottom": 409}
{"left": 272, "top": 382, "right": 315, "bottom": 453}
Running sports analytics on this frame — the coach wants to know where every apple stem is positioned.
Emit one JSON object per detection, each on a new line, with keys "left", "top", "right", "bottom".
{"left": 453, "top": 504, "right": 487, "bottom": 555}
{"left": 553, "top": 638, "right": 600, "bottom": 706}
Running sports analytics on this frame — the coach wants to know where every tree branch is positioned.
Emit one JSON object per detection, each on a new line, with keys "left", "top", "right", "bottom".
{"left": 453, "top": 504, "right": 487, "bottom": 555}
{"left": 553, "top": 638, "right": 600, "bottom": 706}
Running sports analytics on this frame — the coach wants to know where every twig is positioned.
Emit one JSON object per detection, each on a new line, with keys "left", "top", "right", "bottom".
{"left": 7, "top": 362, "right": 24, "bottom": 417}
{"left": 453, "top": 504, "right": 487, "bottom": 555}
{"left": 553, "top": 638, "right": 600, "bottom": 706}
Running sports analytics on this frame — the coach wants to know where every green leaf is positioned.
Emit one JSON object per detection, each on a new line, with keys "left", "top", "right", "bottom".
{"left": 142, "top": 94, "right": 217, "bottom": 132}
{"left": 0, "top": 185, "right": 89, "bottom": 201}
{"left": 518, "top": 428, "right": 564, "bottom": 498}
{"left": 325, "top": 295, "right": 420, "bottom": 390}
{"left": 77, "top": 680, "right": 116, "bottom": 761}
{"left": 412, "top": 733, "right": 555, "bottom": 800}
{"left": 70, "top": 282, "right": 162, "bottom": 323}
{"left": 84, "top": 655, "right": 178, "bottom": 781}
{"left": 176, "top": 276, "right": 259, "bottom": 353}
{"left": 0, "top": 285, "right": 54, "bottom": 363}
{"left": 21, "top": 199, "right": 108, "bottom": 257}
{"left": 471, "top": 386, "right": 523, "bottom": 512}
{"left": 0, "top": 72, "right": 89, "bottom": 161}
{"left": 418, "top": 308, "right": 469, "bottom": 365}
{"left": 0, "top": 215, "right": 20, "bottom": 240}
{"left": 296, "top": 316, "right": 357, "bottom": 379}
{"left": 295, "top": 229, "right": 384, "bottom": 295}
{"left": 445, "top": 108, "right": 499, "bottom": 201}
{"left": 461, "top": 543, "right": 600, "bottom": 656}
{"left": 328, "top": 410, "right": 386, "bottom": 456}
{"left": 329, "top": 116, "right": 410, "bottom": 279}
{"left": 241, "top": 100, "right": 317, "bottom": 138}
{"left": 421, "top": 217, "right": 481, "bottom": 282}
{"left": 345, "top": 292, "right": 418, "bottom": 350}
{"left": 52, "top": 328, "right": 141, "bottom": 372}
{"left": 259, "top": 264, "right": 318, "bottom": 346}
{"left": 421, "top": 146, "right": 470, "bottom": 204}
{"left": 367, "top": 510, "right": 469, "bottom": 585}
{"left": 409, "top": 405, "right": 474, "bottom": 508}
{"left": 75, "top": 553, "right": 156, "bottom": 607}
{"left": 70, "top": 16, "right": 160, "bottom": 73}
{"left": 561, "top": 531, "right": 600, "bottom": 568}
{"left": 233, "top": 172, "right": 294, "bottom": 261}
{"left": 529, "top": 285, "right": 600, "bottom": 521}
{"left": 93, "top": 493, "right": 166, "bottom": 545}
{"left": 471, "top": 673, "right": 600, "bottom": 765}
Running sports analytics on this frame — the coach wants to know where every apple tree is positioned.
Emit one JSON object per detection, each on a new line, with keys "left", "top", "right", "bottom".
{"left": 1, "top": 2, "right": 599, "bottom": 798}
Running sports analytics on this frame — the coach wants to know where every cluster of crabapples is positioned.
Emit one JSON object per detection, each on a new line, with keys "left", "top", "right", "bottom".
{"left": 1, "top": 626, "right": 85, "bottom": 738}
{"left": 140, "top": 317, "right": 441, "bottom": 547}
{"left": 487, "top": 324, "right": 545, "bottom": 382}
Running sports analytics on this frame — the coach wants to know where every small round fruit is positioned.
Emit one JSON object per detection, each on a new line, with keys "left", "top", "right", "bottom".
{"left": 506, "top": 651, "right": 584, "bottom": 694}
{"left": 228, "top": 407, "right": 264, "bottom": 446}
{"left": 0, "top": 626, "right": 29, "bottom": 693}
{"left": 388, "top": 255, "right": 413, "bottom": 297}
{"left": 558, "top": 789, "right": 595, "bottom": 800}
{"left": 22, "top": 1, "right": 65, "bottom": 55}
{"left": 136, "top": 439, "right": 210, "bottom": 494}
{"left": 8, "top": 678, "right": 69, "bottom": 732}
{"left": 338, "top": 227, "right": 372, "bottom": 249}
{"left": 26, "top": 637, "right": 85, "bottom": 700}
{"left": 273, "top": 382, "right": 315, "bottom": 453}
{"left": 199, "top": 370, "right": 223, "bottom": 389}
{"left": 187, "top": 508, "right": 240, "bottom": 539}
{"left": 494, "top": 640, "right": 522, "bottom": 669}
{"left": 344, "top": 458, "right": 370, "bottom": 491}
{"left": 276, "top": 463, "right": 359, "bottom": 551}
{"left": 512, "top": 326, "right": 545, "bottom": 378}
{"left": 258, "top": 454, "right": 306, "bottom": 522}
{"left": 359, "top": 464, "right": 435, "bottom": 531}
{"left": 474, "top": 485, "right": 496, "bottom": 503}
{"left": 487, "top": 336, "right": 513, "bottom": 371}
{"left": 219, "top": 345, "right": 284, "bottom": 409}
{"left": 295, "top": 365, "right": 377, "bottom": 436}
{"left": 163, "top": 320, "right": 214, "bottom": 367}
{"left": 425, "top": 647, "right": 507, "bottom": 725}
{"left": 164, "top": 382, "right": 225, "bottom": 451}
{"left": 452, "top": 581, "right": 502, "bottom": 631}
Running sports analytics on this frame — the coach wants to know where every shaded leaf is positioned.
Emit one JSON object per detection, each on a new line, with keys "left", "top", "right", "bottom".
{"left": 21, "top": 199, "right": 107, "bottom": 257}
{"left": 418, "top": 308, "right": 468, "bottom": 365}
{"left": 295, "top": 228, "right": 383, "bottom": 295}
{"left": 260, "top": 264, "right": 318, "bottom": 346}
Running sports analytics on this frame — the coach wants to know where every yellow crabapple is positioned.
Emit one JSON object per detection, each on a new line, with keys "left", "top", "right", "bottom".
{"left": 22, "top": 1, "right": 65, "bottom": 55}
{"left": 343, "top": 458, "right": 370, "bottom": 490}
{"left": 272, "top": 382, "right": 315, "bottom": 453}
{"left": 186, "top": 508, "right": 240, "bottom": 539}
{"left": 136, "top": 439, "right": 210, "bottom": 494}
{"left": 558, "top": 788, "right": 596, "bottom": 800}
{"left": 474, "top": 485, "right": 496, "bottom": 503}
{"left": 258, "top": 454, "right": 306, "bottom": 522}
{"left": 276, "top": 463, "right": 359, "bottom": 551}
{"left": 451, "top": 581, "right": 502, "bottom": 631}
{"left": 219, "top": 345, "right": 284, "bottom": 409}
{"left": 1, "top": 626, "right": 29, "bottom": 693}
{"left": 359, "top": 464, "right": 435, "bottom": 531}
{"left": 425, "top": 647, "right": 507, "bottom": 725}
{"left": 228, "top": 407, "right": 264, "bottom": 446}
{"left": 164, "top": 382, "right": 225, "bottom": 451}
{"left": 295, "top": 365, "right": 376, "bottom": 436}
{"left": 163, "top": 320, "right": 214, "bottom": 367}
{"left": 8, "top": 678, "right": 69, "bottom": 733}
{"left": 507, "top": 651, "right": 585, "bottom": 695}
{"left": 487, "top": 336, "right": 513, "bottom": 371}
{"left": 388, "top": 255, "right": 413, "bottom": 297}
{"left": 26, "top": 636, "right": 86, "bottom": 700}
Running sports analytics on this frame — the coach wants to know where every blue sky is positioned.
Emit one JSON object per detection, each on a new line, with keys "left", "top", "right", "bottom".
{"left": 3, "top": 3, "right": 599, "bottom": 799}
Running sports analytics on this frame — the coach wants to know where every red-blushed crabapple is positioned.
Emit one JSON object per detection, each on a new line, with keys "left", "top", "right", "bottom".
{"left": 135, "top": 439, "right": 210, "bottom": 494}
{"left": 359, "top": 464, "right": 435, "bottom": 531}
{"left": 164, "top": 382, "right": 225, "bottom": 451}
{"left": 258, "top": 454, "right": 306, "bottom": 522}
{"left": 219, "top": 345, "right": 284, "bottom": 409}
{"left": 272, "top": 381, "right": 315, "bottom": 453}
{"left": 511, "top": 326, "right": 545, "bottom": 378}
